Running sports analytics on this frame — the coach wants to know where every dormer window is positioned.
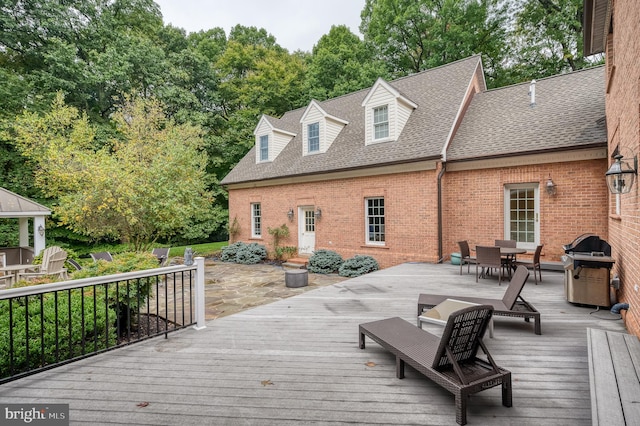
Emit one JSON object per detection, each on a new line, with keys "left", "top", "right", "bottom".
{"left": 373, "top": 105, "right": 389, "bottom": 140}
{"left": 361, "top": 78, "right": 417, "bottom": 146}
{"left": 259, "top": 135, "right": 269, "bottom": 161}
{"left": 253, "top": 115, "right": 296, "bottom": 163}
{"left": 308, "top": 122, "right": 320, "bottom": 152}
{"left": 300, "top": 100, "right": 348, "bottom": 156}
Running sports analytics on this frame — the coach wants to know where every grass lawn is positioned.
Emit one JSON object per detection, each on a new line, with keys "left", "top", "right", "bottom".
{"left": 167, "top": 242, "right": 228, "bottom": 258}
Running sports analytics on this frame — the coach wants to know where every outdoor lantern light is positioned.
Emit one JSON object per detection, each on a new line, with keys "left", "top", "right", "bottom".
{"left": 287, "top": 208, "right": 294, "bottom": 221}
{"left": 606, "top": 154, "right": 638, "bottom": 194}
{"left": 315, "top": 207, "right": 322, "bottom": 219}
{"left": 38, "top": 225, "right": 45, "bottom": 236}
{"left": 545, "top": 175, "right": 557, "bottom": 196}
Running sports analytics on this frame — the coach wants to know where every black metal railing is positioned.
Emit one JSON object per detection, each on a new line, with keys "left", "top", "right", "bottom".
{"left": 0, "top": 262, "right": 203, "bottom": 384}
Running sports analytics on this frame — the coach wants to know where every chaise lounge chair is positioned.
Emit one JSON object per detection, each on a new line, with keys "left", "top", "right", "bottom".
{"left": 359, "top": 305, "right": 512, "bottom": 425}
{"left": 417, "top": 265, "right": 541, "bottom": 335}
{"left": 152, "top": 247, "right": 170, "bottom": 266}
{"left": 90, "top": 251, "right": 113, "bottom": 262}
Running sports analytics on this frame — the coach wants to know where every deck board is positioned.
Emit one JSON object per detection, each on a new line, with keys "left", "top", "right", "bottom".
{"left": 0, "top": 262, "right": 628, "bottom": 425}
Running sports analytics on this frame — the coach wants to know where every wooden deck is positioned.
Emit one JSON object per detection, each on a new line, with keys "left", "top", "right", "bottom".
{"left": 0, "top": 262, "right": 628, "bottom": 425}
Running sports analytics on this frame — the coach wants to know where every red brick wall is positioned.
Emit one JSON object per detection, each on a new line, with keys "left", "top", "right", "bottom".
{"left": 228, "top": 169, "right": 441, "bottom": 269}
{"left": 227, "top": 157, "right": 608, "bottom": 271}
{"left": 442, "top": 160, "right": 609, "bottom": 263}
{"left": 605, "top": 0, "right": 640, "bottom": 336}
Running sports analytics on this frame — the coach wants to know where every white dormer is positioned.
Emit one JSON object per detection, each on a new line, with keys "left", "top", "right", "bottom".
{"left": 361, "top": 78, "right": 417, "bottom": 145}
{"left": 253, "top": 115, "right": 296, "bottom": 163}
{"left": 299, "top": 100, "right": 348, "bottom": 156}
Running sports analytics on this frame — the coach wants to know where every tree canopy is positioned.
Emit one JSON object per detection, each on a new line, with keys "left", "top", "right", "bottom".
{"left": 11, "top": 94, "right": 216, "bottom": 251}
{"left": 0, "top": 0, "right": 602, "bottom": 248}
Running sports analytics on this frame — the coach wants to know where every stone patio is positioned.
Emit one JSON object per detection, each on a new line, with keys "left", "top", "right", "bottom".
{"left": 201, "top": 260, "right": 347, "bottom": 319}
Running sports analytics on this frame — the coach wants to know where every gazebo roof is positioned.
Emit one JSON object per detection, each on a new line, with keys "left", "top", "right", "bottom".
{"left": 0, "top": 187, "right": 51, "bottom": 218}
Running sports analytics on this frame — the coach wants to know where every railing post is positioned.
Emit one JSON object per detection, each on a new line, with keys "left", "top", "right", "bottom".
{"left": 193, "top": 256, "right": 206, "bottom": 330}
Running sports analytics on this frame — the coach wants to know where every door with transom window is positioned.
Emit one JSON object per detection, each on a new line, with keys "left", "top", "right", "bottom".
{"left": 298, "top": 207, "right": 316, "bottom": 255}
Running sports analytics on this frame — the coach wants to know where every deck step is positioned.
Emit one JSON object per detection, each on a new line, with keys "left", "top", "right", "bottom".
{"left": 283, "top": 257, "right": 309, "bottom": 269}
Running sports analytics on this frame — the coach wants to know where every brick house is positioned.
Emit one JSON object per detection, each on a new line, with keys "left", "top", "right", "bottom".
{"left": 221, "top": 55, "right": 608, "bottom": 270}
{"left": 585, "top": 0, "right": 640, "bottom": 337}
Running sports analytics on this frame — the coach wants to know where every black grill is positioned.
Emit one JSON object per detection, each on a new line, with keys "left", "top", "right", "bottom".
{"left": 562, "top": 234, "right": 615, "bottom": 307}
{"left": 563, "top": 233, "right": 614, "bottom": 273}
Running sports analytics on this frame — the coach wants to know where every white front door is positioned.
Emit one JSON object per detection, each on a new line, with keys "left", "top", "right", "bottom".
{"left": 298, "top": 207, "right": 316, "bottom": 255}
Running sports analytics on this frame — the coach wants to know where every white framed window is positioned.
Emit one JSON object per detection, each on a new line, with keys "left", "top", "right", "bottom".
{"left": 307, "top": 122, "right": 320, "bottom": 152}
{"left": 373, "top": 105, "right": 389, "bottom": 140}
{"left": 366, "top": 197, "right": 385, "bottom": 244}
{"left": 259, "top": 135, "right": 269, "bottom": 161}
{"left": 251, "top": 203, "right": 262, "bottom": 237}
{"left": 504, "top": 184, "right": 539, "bottom": 250}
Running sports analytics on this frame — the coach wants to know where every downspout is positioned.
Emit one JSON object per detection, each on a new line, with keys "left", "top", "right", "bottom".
{"left": 437, "top": 162, "right": 446, "bottom": 263}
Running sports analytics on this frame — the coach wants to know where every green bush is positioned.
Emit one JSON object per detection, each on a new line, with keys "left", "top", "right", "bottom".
{"left": 69, "top": 252, "right": 160, "bottom": 334}
{"left": 0, "top": 290, "right": 117, "bottom": 379}
{"left": 308, "top": 249, "right": 344, "bottom": 274}
{"left": 220, "top": 241, "right": 244, "bottom": 262}
{"left": 338, "top": 255, "right": 379, "bottom": 277}
{"left": 235, "top": 243, "right": 267, "bottom": 264}
{"left": 220, "top": 242, "right": 267, "bottom": 264}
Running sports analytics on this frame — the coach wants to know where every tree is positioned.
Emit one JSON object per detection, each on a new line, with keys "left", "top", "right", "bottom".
{"left": 306, "top": 25, "right": 388, "bottom": 100}
{"left": 11, "top": 93, "right": 217, "bottom": 251}
{"left": 508, "top": 0, "right": 591, "bottom": 81}
{"left": 360, "top": 0, "right": 510, "bottom": 86}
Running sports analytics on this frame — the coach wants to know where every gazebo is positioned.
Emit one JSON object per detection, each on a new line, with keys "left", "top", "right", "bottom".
{"left": 0, "top": 187, "right": 51, "bottom": 258}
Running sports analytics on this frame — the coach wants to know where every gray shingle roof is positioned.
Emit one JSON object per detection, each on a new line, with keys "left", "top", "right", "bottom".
{"left": 221, "top": 55, "right": 483, "bottom": 185}
{"left": 0, "top": 187, "right": 51, "bottom": 217}
{"left": 446, "top": 66, "right": 606, "bottom": 162}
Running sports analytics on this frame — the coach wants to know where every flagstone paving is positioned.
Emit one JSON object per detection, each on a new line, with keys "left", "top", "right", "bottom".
{"left": 201, "top": 259, "right": 347, "bottom": 320}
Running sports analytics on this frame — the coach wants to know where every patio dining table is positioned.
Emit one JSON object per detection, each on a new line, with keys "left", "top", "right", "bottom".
{"left": 0, "top": 264, "right": 33, "bottom": 287}
{"left": 499, "top": 247, "right": 527, "bottom": 276}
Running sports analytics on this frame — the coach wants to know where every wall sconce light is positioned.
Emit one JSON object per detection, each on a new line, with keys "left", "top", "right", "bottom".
{"left": 37, "top": 225, "right": 45, "bottom": 237}
{"left": 315, "top": 207, "right": 322, "bottom": 219}
{"left": 287, "top": 208, "right": 294, "bottom": 221}
{"left": 606, "top": 154, "right": 638, "bottom": 194}
{"left": 545, "top": 175, "right": 557, "bottom": 196}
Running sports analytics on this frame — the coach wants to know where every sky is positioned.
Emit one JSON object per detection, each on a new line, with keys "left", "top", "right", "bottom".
{"left": 154, "top": 0, "right": 367, "bottom": 53}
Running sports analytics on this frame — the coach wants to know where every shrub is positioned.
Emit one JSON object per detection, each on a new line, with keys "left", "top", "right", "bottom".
{"left": 0, "top": 291, "right": 117, "bottom": 379}
{"left": 275, "top": 246, "right": 297, "bottom": 261}
{"left": 308, "top": 249, "right": 344, "bottom": 274}
{"left": 338, "top": 255, "right": 379, "bottom": 277}
{"left": 220, "top": 242, "right": 245, "bottom": 262}
{"left": 69, "top": 252, "right": 160, "bottom": 334}
{"left": 221, "top": 242, "right": 267, "bottom": 264}
{"left": 235, "top": 243, "right": 267, "bottom": 264}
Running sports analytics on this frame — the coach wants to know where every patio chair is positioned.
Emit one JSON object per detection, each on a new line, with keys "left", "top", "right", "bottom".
{"left": 152, "top": 247, "right": 170, "bottom": 266}
{"left": 90, "top": 251, "right": 113, "bottom": 262}
{"left": 457, "top": 241, "right": 476, "bottom": 275}
{"left": 19, "top": 246, "right": 68, "bottom": 281}
{"left": 417, "top": 265, "right": 541, "bottom": 334}
{"left": 0, "top": 252, "right": 13, "bottom": 287}
{"left": 360, "top": 305, "right": 512, "bottom": 425}
{"left": 476, "top": 245, "right": 504, "bottom": 285}
{"left": 495, "top": 239, "right": 517, "bottom": 248}
{"left": 514, "top": 244, "right": 543, "bottom": 284}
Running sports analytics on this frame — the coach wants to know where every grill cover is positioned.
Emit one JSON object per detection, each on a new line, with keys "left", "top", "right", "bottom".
{"left": 563, "top": 233, "right": 611, "bottom": 256}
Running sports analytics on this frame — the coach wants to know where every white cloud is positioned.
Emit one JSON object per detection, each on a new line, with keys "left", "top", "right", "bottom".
{"left": 154, "top": 0, "right": 366, "bottom": 52}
